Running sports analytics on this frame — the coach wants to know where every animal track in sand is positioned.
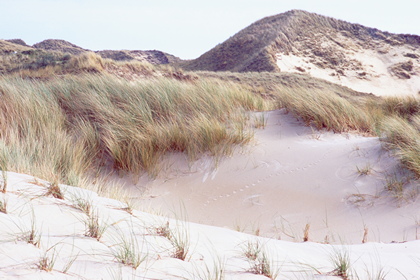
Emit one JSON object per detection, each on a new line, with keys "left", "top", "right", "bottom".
{"left": 205, "top": 149, "right": 331, "bottom": 205}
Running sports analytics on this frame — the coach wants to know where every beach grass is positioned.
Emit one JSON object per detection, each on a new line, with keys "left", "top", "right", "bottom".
{"left": 0, "top": 74, "right": 267, "bottom": 184}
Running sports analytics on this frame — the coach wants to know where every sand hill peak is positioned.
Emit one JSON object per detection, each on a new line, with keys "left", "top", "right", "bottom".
{"left": 183, "top": 10, "right": 420, "bottom": 95}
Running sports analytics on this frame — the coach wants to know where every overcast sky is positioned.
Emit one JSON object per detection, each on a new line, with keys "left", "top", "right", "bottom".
{"left": 2, "top": 0, "right": 419, "bottom": 59}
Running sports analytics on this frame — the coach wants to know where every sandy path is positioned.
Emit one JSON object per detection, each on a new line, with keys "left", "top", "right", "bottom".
{"left": 127, "top": 110, "right": 419, "bottom": 243}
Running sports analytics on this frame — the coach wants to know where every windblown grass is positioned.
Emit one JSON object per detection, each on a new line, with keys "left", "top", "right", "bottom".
{"left": 272, "top": 83, "right": 419, "bottom": 178}
{"left": 0, "top": 74, "right": 266, "bottom": 184}
{"left": 276, "top": 86, "right": 374, "bottom": 134}
{"left": 380, "top": 116, "right": 420, "bottom": 178}
{"left": 380, "top": 96, "right": 420, "bottom": 120}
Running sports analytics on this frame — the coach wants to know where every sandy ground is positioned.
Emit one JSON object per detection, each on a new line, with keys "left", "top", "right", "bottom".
{"left": 276, "top": 45, "right": 420, "bottom": 97}
{"left": 126, "top": 110, "right": 420, "bottom": 244}
{"left": 1, "top": 172, "right": 420, "bottom": 279}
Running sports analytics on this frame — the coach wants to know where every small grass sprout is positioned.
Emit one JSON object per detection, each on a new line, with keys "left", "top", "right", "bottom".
{"left": 111, "top": 231, "right": 147, "bottom": 269}
{"left": 17, "top": 210, "right": 42, "bottom": 247}
{"left": 329, "top": 247, "right": 351, "bottom": 279}
{"left": 39, "top": 248, "right": 58, "bottom": 272}
{"left": 45, "top": 181, "right": 64, "bottom": 200}
{"left": 194, "top": 255, "right": 225, "bottom": 280}
{"left": 303, "top": 223, "right": 310, "bottom": 242}
{"left": 242, "top": 240, "right": 279, "bottom": 279}
{"left": 0, "top": 196, "right": 7, "bottom": 214}
{"left": 356, "top": 163, "right": 372, "bottom": 176}
{"left": 169, "top": 224, "right": 190, "bottom": 261}
{"left": 84, "top": 210, "right": 107, "bottom": 241}
{"left": 71, "top": 194, "right": 92, "bottom": 216}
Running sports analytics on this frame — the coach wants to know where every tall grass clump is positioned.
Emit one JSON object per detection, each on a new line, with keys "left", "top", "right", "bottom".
{"left": 380, "top": 116, "right": 420, "bottom": 177}
{"left": 380, "top": 96, "right": 420, "bottom": 120}
{"left": 275, "top": 86, "right": 374, "bottom": 134}
{"left": 0, "top": 77, "right": 89, "bottom": 185}
{"left": 0, "top": 74, "right": 266, "bottom": 183}
{"left": 64, "top": 52, "right": 105, "bottom": 73}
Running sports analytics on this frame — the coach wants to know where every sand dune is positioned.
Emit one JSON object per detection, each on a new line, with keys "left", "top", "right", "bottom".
{"left": 132, "top": 110, "right": 419, "bottom": 244}
{"left": 1, "top": 172, "right": 419, "bottom": 279}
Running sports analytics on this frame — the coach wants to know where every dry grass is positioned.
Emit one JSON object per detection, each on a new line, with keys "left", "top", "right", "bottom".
{"left": 241, "top": 240, "right": 279, "bottom": 279}
{"left": 111, "top": 231, "right": 146, "bottom": 269}
{"left": 380, "top": 96, "right": 420, "bottom": 120}
{"left": 84, "top": 210, "right": 107, "bottom": 241}
{"left": 380, "top": 116, "right": 420, "bottom": 178}
{"left": 303, "top": 223, "right": 310, "bottom": 242}
{"left": 0, "top": 197, "right": 7, "bottom": 214}
{"left": 45, "top": 181, "right": 64, "bottom": 199}
{"left": 0, "top": 74, "right": 266, "bottom": 184}
{"left": 276, "top": 86, "right": 374, "bottom": 134}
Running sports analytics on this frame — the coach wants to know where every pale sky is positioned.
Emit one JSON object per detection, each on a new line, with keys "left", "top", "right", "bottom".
{"left": 1, "top": 0, "right": 419, "bottom": 59}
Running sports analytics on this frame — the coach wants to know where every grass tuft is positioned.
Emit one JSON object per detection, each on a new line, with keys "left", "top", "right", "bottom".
{"left": 45, "top": 180, "right": 64, "bottom": 200}
{"left": 0, "top": 196, "right": 7, "bottom": 214}
{"left": 329, "top": 247, "right": 351, "bottom": 279}
{"left": 111, "top": 231, "right": 146, "bottom": 269}
{"left": 84, "top": 210, "right": 107, "bottom": 241}
{"left": 38, "top": 248, "right": 57, "bottom": 272}
{"left": 241, "top": 240, "right": 279, "bottom": 279}
{"left": 356, "top": 164, "right": 372, "bottom": 176}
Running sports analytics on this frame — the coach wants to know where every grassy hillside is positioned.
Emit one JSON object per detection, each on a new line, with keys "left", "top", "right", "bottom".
{"left": 182, "top": 9, "right": 420, "bottom": 73}
{"left": 33, "top": 39, "right": 87, "bottom": 55}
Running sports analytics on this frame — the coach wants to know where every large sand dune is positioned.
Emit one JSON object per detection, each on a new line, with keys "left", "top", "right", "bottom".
{"left": 132, "top": 110, "right": 419, "bottom": 244}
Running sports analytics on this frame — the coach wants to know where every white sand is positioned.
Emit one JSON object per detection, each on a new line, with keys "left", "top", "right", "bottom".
{"left": 128, "top": 110, "right": 420, "bottom": 244}
{"left": 276, "top": 45, "right": 420, "bottom": 97}
{"left": 1, "top": 171, "right": 419, "bottom": 279}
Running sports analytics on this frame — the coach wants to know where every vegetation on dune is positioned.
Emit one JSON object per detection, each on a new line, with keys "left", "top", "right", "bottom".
{"left": 275, "top": 86, "right": 374, "bottom": 133}
{"left": 0, "top": 74, "right": 267, "bottom": 184}
{"left": 0, "top": 38, "right": 418, "bottom": 186}
{"left": 380, "top": 116, "right": 420, "bottom": 177}
{"left": 182, "top": 9, "right": 420, "bottom": 73}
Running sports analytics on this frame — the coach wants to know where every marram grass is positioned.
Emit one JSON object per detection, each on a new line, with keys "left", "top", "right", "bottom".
{"left": 0, "top": 74, "right": 267, "bottom": 184}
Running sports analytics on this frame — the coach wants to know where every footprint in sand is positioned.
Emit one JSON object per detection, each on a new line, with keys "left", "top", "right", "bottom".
{"left": 206, "top": 150, "right": 331, "bottom": 205}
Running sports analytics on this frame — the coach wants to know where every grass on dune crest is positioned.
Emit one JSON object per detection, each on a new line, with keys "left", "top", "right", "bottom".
{"left": 272, "top": 84, "right": 419, "bottom": 178}
{"left": 0, "top": 74, "right": 267, "bottom": 184}
{"left": 380, "top": 116, "right": 420, "bottom": 177}
{"left": 275, "top": 86, "right": 374, "bottom": 134}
